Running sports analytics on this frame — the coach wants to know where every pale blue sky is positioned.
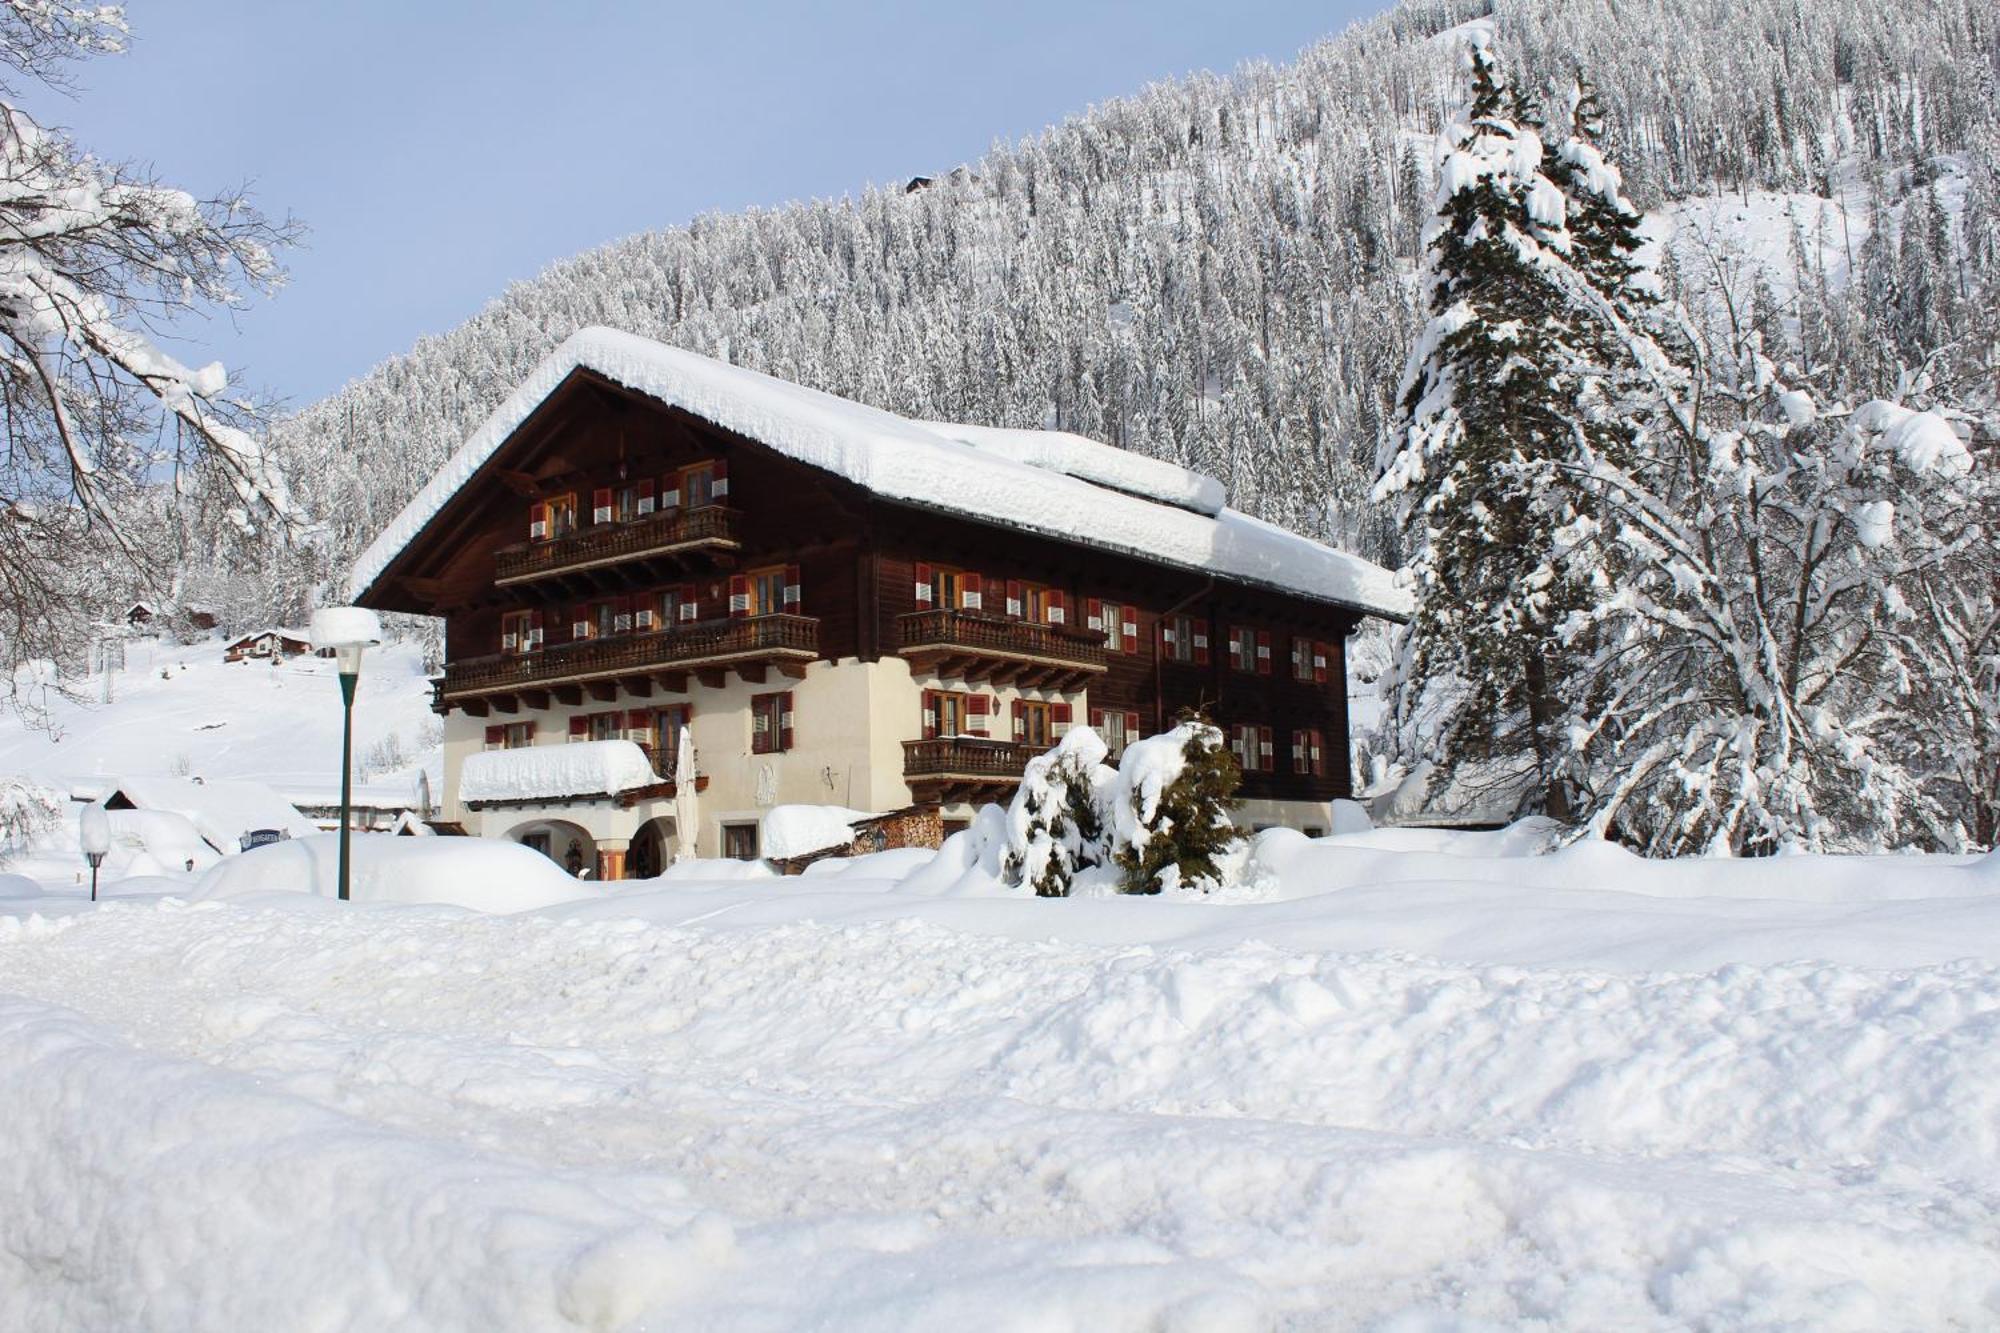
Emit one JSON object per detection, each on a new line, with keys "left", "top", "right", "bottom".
{"left": 55, "top": 2, "right": 1383, "bottom": 407}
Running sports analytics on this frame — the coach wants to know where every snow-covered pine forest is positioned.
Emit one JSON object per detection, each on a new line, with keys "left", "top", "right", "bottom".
{"left": 190, "top": 0, "right": 1998, "bottom": 633}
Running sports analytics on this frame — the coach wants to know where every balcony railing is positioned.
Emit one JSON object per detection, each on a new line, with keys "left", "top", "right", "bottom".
{"left": 902, "top": 736, "right": 1033, "bottom": 784}
{"left": 897, "top": 609, "right": 1108, "bottom": 686}
{"left": 493, "top": 505, "right": 740, "bottom": 585}
{"left": 440, "top": 613, "right": 817, "bottom": 700}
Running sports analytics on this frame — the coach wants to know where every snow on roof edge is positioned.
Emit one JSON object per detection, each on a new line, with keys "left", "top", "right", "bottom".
{"left": 349, "top": 327, "right": 1411, "bottom": 621}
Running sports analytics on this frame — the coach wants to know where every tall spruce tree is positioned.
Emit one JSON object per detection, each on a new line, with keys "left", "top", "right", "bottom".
{"left": 1374, "top": 37, "right": 1617, "bottom": 820}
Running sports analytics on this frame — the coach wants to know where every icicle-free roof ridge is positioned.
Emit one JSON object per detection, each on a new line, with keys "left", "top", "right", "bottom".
{"left": 349, "top": 327, "right": 1410, "bottom": 620}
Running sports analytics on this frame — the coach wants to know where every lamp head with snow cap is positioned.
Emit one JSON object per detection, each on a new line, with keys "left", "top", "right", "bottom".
{"left": 311, "top": 606, "right": 383, "bottom": 678}
{"left": 79, "top": 802, "right": 110, "bottom": 863}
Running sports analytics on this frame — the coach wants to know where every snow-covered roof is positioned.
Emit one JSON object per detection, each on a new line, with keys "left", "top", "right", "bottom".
{"left": 225, "top": 626, "right": 312, "bottom": 647}
{"left": 103, "top": 777, "right": 319, "bottom": 854}
{"left": 349, "top": 327, "right": 1409, "bottom": 619}
{"left": 761, "top": 804, "right": 879, "bottom": 860}
{"left": 459, "top": 740, "right": 658, "bottom": 805}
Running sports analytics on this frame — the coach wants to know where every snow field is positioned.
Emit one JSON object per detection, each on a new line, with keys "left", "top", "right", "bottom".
{"left": 2, "top": 871, "right": 1997, "bottom": 1328}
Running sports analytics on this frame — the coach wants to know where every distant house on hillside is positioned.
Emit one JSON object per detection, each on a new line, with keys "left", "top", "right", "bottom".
{"left": 100, "top": 777, "right": 319, "bottom": 855}
{"left": 348, "top": 327, "right": 1410, "bottom": 877}
{"left": 224, "top": 628, "right": 315, "bottom": 663}
{"left": 122, "top": 601, "right": 218, "bottom": 635}
{"left": 123, "top": 601, "right": 158, "bottom": 627}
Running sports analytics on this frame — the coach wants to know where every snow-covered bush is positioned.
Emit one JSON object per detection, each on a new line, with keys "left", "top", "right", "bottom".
{"left": 0, "top": 777, "right": 61, "bottom": 866}
{"left": 1111, "top": 716, "right": 1242, "bottom": 895}
{"left": 1002, "top": 728, "right": 1115, "bottom": 897}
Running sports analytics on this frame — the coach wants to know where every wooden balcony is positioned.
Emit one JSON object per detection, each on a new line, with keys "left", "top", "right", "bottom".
{"left": 897, "top": 609, "right": 1108, "bottom": 690}
{"left": 493, "top": 505, "right": 741, "bottom": 590}
{"left": 902, "top": 736, "right": 1033, "bottom": 804}
{"left": 437, "top": 614, "right": 817, "bottom": 714}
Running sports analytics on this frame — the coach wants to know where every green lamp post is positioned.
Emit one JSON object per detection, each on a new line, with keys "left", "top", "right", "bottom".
{"left": 310, "top": 606, "right": 383, "bottom": 903}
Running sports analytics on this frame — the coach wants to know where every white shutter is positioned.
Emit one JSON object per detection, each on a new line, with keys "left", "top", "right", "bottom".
{"left": 529, "top": 519, "right": 548, "bottom": 539}
{"left": 712, "top": 474, "right": 730, "bottom": 498}
{"left": 662, "top": 486, "right": 681, "bottom": 509}
{"left": 1087, "top": 610, "right": 1104, "bottom": 631}
{"left": 501, "top": 632, "right": 518, "bottom": 651}
{"left": 637, "top": 494, "right": 655, "bottom": 515}
{"left": 1047, "top": 603, "right": 1065, "bottom": 624}
{"left": 528, "top": 626, "right": 544, "bottom": 648}
{"left": 678, "top": 601, "right": 697, "bottom": 622}
{"left": 1006, "top": 594, "right": 1021, "bottom": 617}
{"left": 572, "top": 619, "right": 589, "bottom": 639}
{"left": 1122, "top": 617, "right": 1137, "bottom": 640}
{"left": 963, "top": 588, "right": 982, "bottom": 610}
{"left": 635, "top": 608, "right": 655, "bottom": 630}
{"left": 614, "top": 612, "right": 632, "bottom": 633}
{"left": 914, "top": 579, "right": 933, "bottom": 605}
{"left": 1193, "top": 632, "right": 1208, "bottom": 650}
{"left": 728, "top": 590, "right": 750, "bottom": 614}
{"left": 783, "top": 581, "right": 801, "bottom": 607}
{"left": 593, "top": 503, "right": 613, "bottom": 523}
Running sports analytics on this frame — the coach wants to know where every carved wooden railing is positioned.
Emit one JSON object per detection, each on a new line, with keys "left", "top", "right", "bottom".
{"left": 493, "top": 505, "right": 739, "bottom": 583}
{"left": 902, "top": 736, "right": 1033, "bottom": 782}
{"left": 897, "top": 609, "right": 1108, "bottom": 672}
{"left": 441, "top": 614, "right": 817, "bottom": 697}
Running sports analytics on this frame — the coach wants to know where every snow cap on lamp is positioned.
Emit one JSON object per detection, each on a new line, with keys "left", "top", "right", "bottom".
{"left": 310, "top": 606, "right": 383, "bottom": 674}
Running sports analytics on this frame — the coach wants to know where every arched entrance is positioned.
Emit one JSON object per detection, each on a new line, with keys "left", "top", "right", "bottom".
{"left": 502, "top": 819, "right": 598, "bottom": 878}
{"left": 628, "top": 815, "right": 679, "bottom": 880}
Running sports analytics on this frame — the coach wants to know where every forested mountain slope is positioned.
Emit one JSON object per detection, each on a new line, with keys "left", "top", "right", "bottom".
{"left": 209, "top": 0, "right": 1996, "bottom": 623}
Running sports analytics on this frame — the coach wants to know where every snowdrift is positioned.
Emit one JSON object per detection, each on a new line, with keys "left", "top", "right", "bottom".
{"left": 194, "top": 833, "right": 602, "bottom": 912}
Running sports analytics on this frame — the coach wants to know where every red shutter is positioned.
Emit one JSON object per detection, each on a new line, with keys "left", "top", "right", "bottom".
{"left": 1047, "top": 590, "right": 1067, "bottom": 625}
{"left": 661, "top": 472, "right": 682, "bottom": 510}
{"left": 921, "top": 689, "right": 938, "bottom": 739}
{"left": 778, "top": 691, "right": 794, "bottom": 752}
{"left": 711, "top": 458, "right": 729, "bottom": 498}
{"left": 783, "top": 564, "right": 802, "bottom": 611}
{"left": 1006, "top": 579, "right": 1024, "bottom": 619}
{"left": 1090, "top": 707, "right": 1104, "bottom": 730}
{"left": 627, "top": 709, "right": 650, "bottom": 731}
{"left": 1122, "top": 613, "right": 1139, "bottom": 655}
{"left": 1256, "top": 631, "right": 1273, "bottom": 676}
{"left": 1051, "top": 701, "right": 1071, "bottom": 736}
{"left": 1126, "top": 710, "right": 1141, "bottom": 741}
{"left": 572, "top": 602, "right": 592, "bottom": 641}
{"left": 1315, "top": 641, "right": 1330, "bottom": 685}
{"left": 1086, "top": 598, "right": 1104, "bottom": 633}
{"left": 1012, "top": 698, "right": 1026, "bottom": 740}
{"left": 728, "top": 574, "right": 750, "bottom": 618}
{"left": 636, "top": 478, "right": 656, "bottom": 514}
{"left": 569, "top": 714, "right": 588, "bottom": 738}
{"left": 592, "top": 487, "right": 613, "bottom": 524}
{"left": 679, "top": 582, "right": 699, "bottom": 622}
{"left": 484, "top": 725, "right": 504, "bottom": 747}
{"left": 961, "top": 572, "right": 983, "bottom": 611}
{"left": 1228, "top": 627, "right": 1243, "bottom": 667}
{"left": 1259, "top": 725, "right": 1275, "bottom": 772}
{"left": 529, "top": 502, "right": 548, "bottom": 540}
{"left": 914, "top": 561, "right": 934, "bottom": 605}
{"left": 525, "top": 610, "right": 543, "bottom": 651}
{"left": 1292, "top": 729, "right": 1306, "bottom": 773}
{"left": 967, "top": 692, "right": 989, "bottom": 737}
{"left": 1193, "top": 624, "right": 1210, "bottom": 666}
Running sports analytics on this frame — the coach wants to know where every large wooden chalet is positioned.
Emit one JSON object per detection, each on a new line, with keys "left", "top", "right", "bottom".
{"left": 352, "top": 327, "right": 1408, "bottom": 876}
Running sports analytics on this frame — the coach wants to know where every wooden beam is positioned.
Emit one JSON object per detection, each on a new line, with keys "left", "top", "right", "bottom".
{"left": 621, "top": 676, "right": 652, "bottom": 698}
{"left": 586, "top": 681, "right": 617, "bottom": 703}
{"left": 553, "top": 685, "right": 583, "bottom": 706}
{"left": 695, "top": 668, "right": 726, "bottom": 690}
{"left": 773, "top": 661, "right": 808, "bottom": 680}
{"left": 491, "top": 694, "right": 519, "bottom": 715}
{"left": 520, "top": 689, "right": 550, "bottom": 711}
{"left": 736, "top": 663, "right": 767, "bottom": 685}
{"left": 461, "top": 699, "right": 489, "bottom": 718}
{"left": 653, "top": 671, "right": 689, "bottom": 693}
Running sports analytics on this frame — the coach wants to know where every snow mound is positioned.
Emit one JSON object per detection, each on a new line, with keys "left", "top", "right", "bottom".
{"left": 193, "top": 833, "right": 602, "bottom": 911}
{"left": 101, "top": 777, "right": 318, "bottom": 851}
{"left": 349, "top": 327, "right": 1408, "bottom": 620}
{"left": 761, "top": 805, "right": 875, "bottom": 860}
{"left": 461, "top": 740, "right": 657, "bottom": 803}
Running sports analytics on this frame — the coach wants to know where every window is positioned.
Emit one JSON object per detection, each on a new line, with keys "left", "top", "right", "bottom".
{"left": 1012, "top": 699, "right": 1070, "bottom": 748}
{"left": 922, "top": 689, "right": 992, "bottom": 738}
{"left": 588, "top": 712, "right": 620, "bottom": 742}
{"left": 1228, "top": 627, "right": 1273, "bottom": 675}
{"left": 529, "top": 493, "right": 577, "bottom": 541}
{"left": 1088, "top": 600, "right": 1138, "bottom": 653}
{"left": 500, "top": 610, "right": 541, "bottom": 655}
{"left": 722, "top": 822, "right": 759, "bottom": 861}
{"left": 653, "top": 705, "right": 692, "bottom": 775}
{"left": 913, "top": 563, "right": 983, "bottom": 612}
{"left": 1230, "top": 722, "right": 1275, "bottom": 773}
{"left": 1292, "top": 638, "right": 1331, "bottom": 684}
{"left": 999, "top": 580, "right": 1057, "bottom": 623}
{"left": 730, "top": 565, "right": 800, "bottom": 619}
{"left": 751, "top": 690, "right": 794, "bottom": 754}
{"left": 483, "top": 721, "right": 536, "bottom": 750}
{"left": 673, "top": 459, "right": 728, "bottom": 509}
{"left": 1291, "top": 728, "right": 1328, "bottom": 777}
{"left": 1160, "top": 613, "right": 1207, "bottom": 665}
{"left": 1092, "top": 708, "right": 1142, "bottom": 759}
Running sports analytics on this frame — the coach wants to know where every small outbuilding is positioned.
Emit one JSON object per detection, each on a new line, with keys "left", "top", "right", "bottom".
{"left": 100, "top": 777, "right": 319, "bottom": 856}
{"left": 224, "top": 628, "right": 315, "bottom": 663}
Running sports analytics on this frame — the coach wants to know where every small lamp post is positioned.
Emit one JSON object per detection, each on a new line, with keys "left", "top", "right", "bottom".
{"left": 79, "top": 803, "right": 110, "bottom": 903}
{"left": 310, "top": 606, "right": 383, "bottom": 903}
